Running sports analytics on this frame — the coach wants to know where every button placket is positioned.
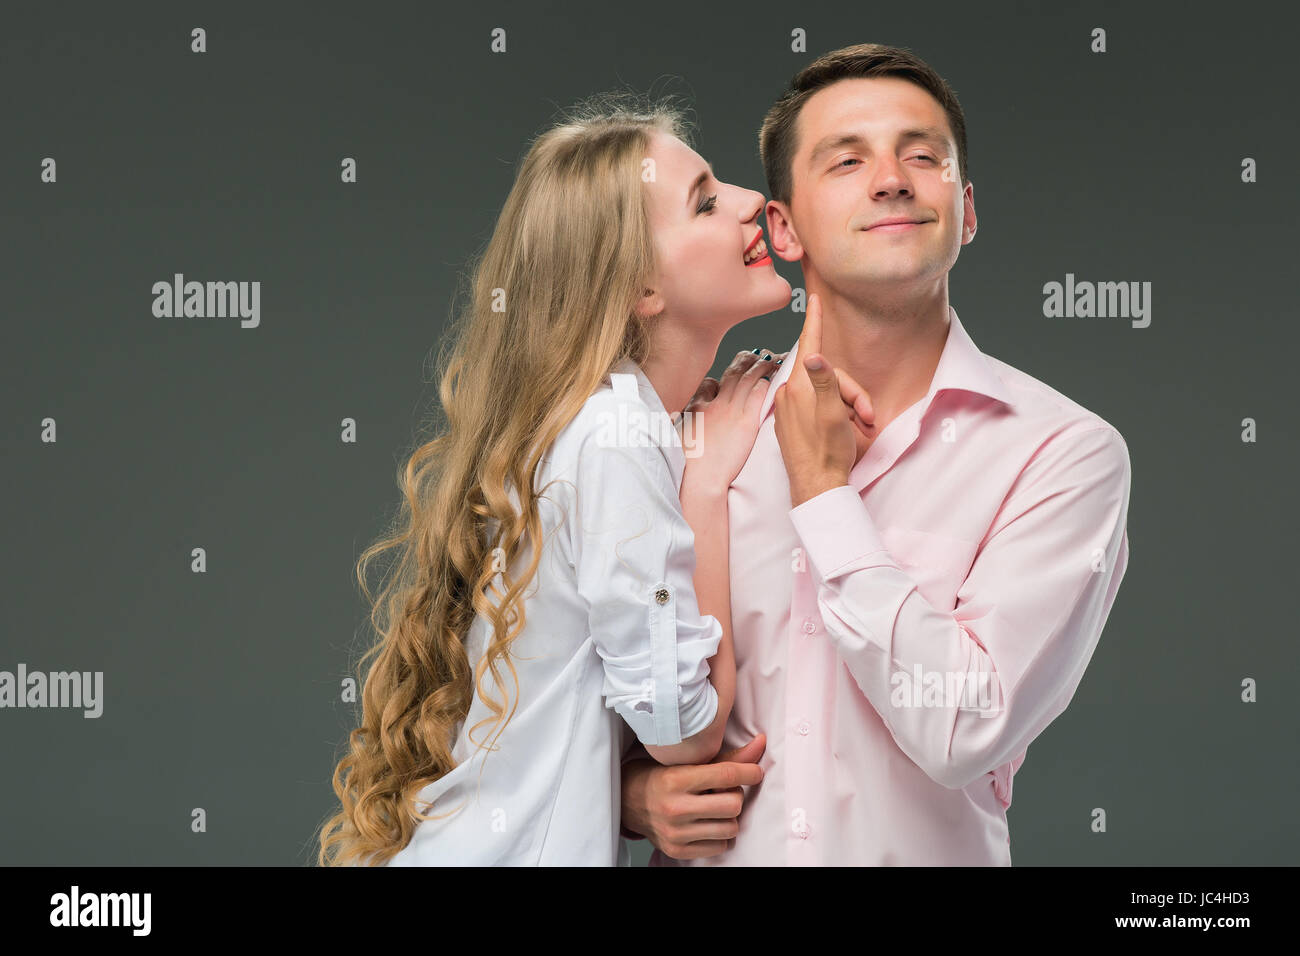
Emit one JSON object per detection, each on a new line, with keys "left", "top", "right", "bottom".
{"left": 786, "top": 565, "right": 823, "bottom": 861}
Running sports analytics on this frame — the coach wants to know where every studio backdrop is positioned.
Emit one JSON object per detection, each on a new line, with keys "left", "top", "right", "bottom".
{"left": 2, "top": 0, "right": 1295, "bottom": 866}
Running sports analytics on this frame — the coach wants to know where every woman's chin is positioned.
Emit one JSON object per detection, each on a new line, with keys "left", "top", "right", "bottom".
{"left": 756, "top": 277, "right": 793, "bottom": 314}
{"left": 733, "top": 287, "right": 793, "bottom": 323}
{"left": 680, "top": 280, "right": 793, "bottom": 328}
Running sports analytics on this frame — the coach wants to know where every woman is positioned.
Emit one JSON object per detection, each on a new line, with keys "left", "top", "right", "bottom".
{"left": 317, "top": 93, "right": 792, "bottom": 866}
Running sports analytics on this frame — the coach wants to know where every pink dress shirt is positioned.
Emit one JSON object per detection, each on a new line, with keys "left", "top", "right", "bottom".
{"left": 648, "top": 305, "right": 1132, "bottom": 866}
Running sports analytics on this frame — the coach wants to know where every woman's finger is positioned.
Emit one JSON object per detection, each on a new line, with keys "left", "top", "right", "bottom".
{"left": 687, "top": 377, "right": 720, "bottom": 408}
{"left": 658, "top": 839, "right": 731, "bottom": 860}
{"left": 717, "top": 349, "right": 761, "bottom": 396}
{"left": 673, "top": 819, "right": 743, "bottom": 844}
{"left": 738, "top": 350, "right": 774, "bottom": 394}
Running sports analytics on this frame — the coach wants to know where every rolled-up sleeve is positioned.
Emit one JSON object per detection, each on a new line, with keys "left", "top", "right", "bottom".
{"left": 570, "top": 414, "right": 722, "bottom": 747}
{"left": 788, "top": 425, "right": 1132, "bottom": 797}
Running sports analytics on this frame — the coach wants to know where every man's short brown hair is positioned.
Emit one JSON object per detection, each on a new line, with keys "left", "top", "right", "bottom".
{"left": 759, "top": 43, "right": 969, "bottom": 205}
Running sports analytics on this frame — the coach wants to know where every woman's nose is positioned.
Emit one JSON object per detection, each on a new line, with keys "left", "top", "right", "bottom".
{"left": 741, "top": 189, "right": 766, "bottom": 222}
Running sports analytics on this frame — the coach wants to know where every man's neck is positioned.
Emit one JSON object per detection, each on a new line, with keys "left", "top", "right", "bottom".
{"left": 807, "top": 282, "right": 952, "bottom": 434}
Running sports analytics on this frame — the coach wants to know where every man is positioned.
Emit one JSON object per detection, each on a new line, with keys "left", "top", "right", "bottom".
{"left": 618, "top": 42, "right": 1132, "bottom": 865}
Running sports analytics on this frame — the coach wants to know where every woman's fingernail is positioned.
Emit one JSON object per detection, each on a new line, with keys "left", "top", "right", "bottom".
{"left": 762, "top": 354, "right": 772, "bottom": 361}
{"left": 776, "top": 358, "right": 783, "bottom": 365}
{"left": 751, "top": 348, "right": 761, "bottom": 354}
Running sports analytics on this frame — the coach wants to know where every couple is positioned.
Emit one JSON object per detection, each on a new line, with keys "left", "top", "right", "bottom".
{"left": 320, "top": 42, "right": 1132, "bottom": 867}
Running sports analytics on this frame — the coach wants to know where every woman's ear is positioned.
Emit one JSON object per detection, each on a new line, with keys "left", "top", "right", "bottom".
{"left": 633, "top": 286, "right": 665, "bottom": 320}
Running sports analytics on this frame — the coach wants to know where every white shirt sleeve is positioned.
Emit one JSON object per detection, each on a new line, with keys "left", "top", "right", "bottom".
{"left": 569, "top": 395, "right": 722, "bottom": 747}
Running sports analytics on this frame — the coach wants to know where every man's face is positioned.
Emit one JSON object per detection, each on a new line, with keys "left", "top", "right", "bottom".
{"left": 767, "top": 76, "right": 975, "bottom": 296}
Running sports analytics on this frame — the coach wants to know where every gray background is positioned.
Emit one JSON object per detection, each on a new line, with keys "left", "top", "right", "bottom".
{"left": 2, "top": 0, "right": 1295, "bottom": 866}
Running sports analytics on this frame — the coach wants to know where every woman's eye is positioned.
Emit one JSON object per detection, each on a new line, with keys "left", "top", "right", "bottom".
{"left": 697, "top": 193, "right": 718, "bottom": 214}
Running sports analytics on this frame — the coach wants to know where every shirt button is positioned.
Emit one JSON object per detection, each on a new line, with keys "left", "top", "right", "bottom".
{"left": 797, "top": 825, "right": 810, "bottom": 839}
{"left": 797, "top": 720, "right": 811, "bottom": 736}
{"left": 801, "top": 618, "right": 817, "bottom": 634}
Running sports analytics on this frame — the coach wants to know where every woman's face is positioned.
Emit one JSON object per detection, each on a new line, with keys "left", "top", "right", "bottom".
{"left": 640, "top": 131, "right": 791, "bottom": 327}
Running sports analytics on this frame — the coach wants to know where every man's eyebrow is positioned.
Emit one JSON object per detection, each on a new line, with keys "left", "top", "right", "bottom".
{"left": 807, "top": 126, "right": 951, "bottom": 165}
{"left": 686, "top": 162, "right": 715, "bottom": 209}
{"left": 899, "top": 126, "right": 951, "bottom": 150}
{"left": 808, "top": 133, "right": 864, "bottom": 166}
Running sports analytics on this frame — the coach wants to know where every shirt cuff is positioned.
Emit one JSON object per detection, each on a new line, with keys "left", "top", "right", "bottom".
{"left": 619, "top": 825, "right": 647, "bottom": 842}
{"left": 788, "top": 484, "right": 893, "bottom": 579}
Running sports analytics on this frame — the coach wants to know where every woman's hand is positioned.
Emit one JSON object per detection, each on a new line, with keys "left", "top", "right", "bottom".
{"left": 677, "top": 349, "right": 780, "bottom": 497}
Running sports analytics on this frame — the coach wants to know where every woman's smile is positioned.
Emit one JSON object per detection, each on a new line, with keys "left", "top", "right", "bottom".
{"left": 743, "top": 233, "right": 772, "bottom": 267}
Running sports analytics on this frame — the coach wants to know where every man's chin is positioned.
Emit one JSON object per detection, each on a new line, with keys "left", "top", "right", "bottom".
{"left": 838, "top": 269, "right": 929, "bottom": 291}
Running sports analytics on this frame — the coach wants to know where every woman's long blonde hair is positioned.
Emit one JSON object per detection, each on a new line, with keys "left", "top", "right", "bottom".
{"left": 316, "top": 93, "right": 692, "bottom": 866}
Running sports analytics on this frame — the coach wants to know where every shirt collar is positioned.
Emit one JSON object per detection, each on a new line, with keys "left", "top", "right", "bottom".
{"left": 757, "top": 305, "right": 1015, "bottom": 424}
{"left": 608, "top": 356, "right": 687, "bottom": 491}
{"left": 611, "top": 356, "right": 668, "bottom": 415}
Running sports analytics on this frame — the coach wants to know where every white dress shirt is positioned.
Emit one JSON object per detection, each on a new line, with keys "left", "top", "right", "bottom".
{"left": 386, "top": 360, "right": 721, "bottom": 866}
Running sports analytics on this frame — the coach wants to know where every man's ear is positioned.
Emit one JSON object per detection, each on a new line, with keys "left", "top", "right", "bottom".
{"left": 960, "top": 181, "right": 977, "bottom": 245}
{"left": 765, "top": 200, "right": 804, "bottom": 262}
{"left": 633, "top": 284, "right": 665, "bottom": 320}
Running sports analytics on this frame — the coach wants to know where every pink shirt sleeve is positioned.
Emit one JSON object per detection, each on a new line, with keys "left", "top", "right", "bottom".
{"left": 787, "top": 425, "right": 1131, "bottom": 795}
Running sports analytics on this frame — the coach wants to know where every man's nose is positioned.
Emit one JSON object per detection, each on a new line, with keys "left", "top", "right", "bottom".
{"left": 871, "top": 159, "right": 914, "bottom": 198}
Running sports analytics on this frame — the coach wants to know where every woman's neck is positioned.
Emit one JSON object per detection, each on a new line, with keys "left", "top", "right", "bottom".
{"left": 638, "top": 319, "right": 729, "bottom": 417}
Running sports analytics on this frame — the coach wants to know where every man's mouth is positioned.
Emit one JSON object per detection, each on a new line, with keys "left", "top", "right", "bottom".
{"left": 866, "top": 217, "right": 930, "bottom": 233}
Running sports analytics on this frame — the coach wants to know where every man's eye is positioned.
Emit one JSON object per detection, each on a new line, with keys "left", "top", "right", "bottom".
{"left": 911, "top": 155, "right": 935, "bottom": 163}
{"left": 835, "top": 158, "right": 860, "bottom": 169}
